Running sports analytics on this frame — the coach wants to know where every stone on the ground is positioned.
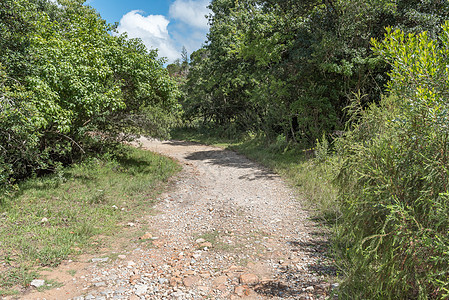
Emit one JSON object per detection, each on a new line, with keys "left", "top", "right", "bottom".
{"left": 199, "top": 271, "right": 210, "bottom": 278}
{"left": 239, "top": 273, "right": 259, "bottom": 285}
{"left": 213, "top": 275, "right": 227, "bottom": 286}
{"left": 200, "top": 242, "right": 212, "bottom": 248}
{"left": 183, "top": 276, "right": 199, "bottom": 287}
{"left": 184, "top": 270, "right": 195, "bottom": 276}
{"left": 331, "top": 283, "right": 340, "bottom": 289}
{"left": 92, "top": 257, "right": 109, "bottom": 263}
{"left": 169, "top": 277, "right": 179, "bottom": 286}
{"left": 127, "top": 260, "right": 136, "bottom": 268}
{"left": 134, "top": 284, "right": 148, "bottom": 296}
{"left": 305, "top": 285, "right": 314, "bottom": 292}
{"left": 152, "top": 239, "right": 164, "bottom": 247}
{"left": 30, "top": 279, "right": 45, "bottom": 288}
{"left": 158, "top": 277, "right": 168, "bottom": 284}
{"left": 129, "top": 274, "right": 140, "bottom": 284}
{"left": 94, "top": 282, "right": 106, "bottom": 287}
{"left": 198, "top": 285, "right": 210, "bottom": 293}
{"left": 235, "top": 285, "right": 247, "bottom": 296}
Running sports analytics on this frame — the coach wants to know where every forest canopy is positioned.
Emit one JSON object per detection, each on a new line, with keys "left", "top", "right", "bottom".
{"left": 181, "top": 0, "right": 449, "bottom": 144}
{"left": 0, "top": 0, "right": 180, "bottom": 188}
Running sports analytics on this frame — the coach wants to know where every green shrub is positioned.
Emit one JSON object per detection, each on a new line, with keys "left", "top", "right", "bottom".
{"left": 0, "top": 0, "right": 180, "bottom": 189}
{"left": 335, "top": 23, "right": 449, "bottom": 299}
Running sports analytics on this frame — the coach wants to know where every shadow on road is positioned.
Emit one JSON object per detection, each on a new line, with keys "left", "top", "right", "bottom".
{"left": 255, "top": 281, "right": 302, "bottom": 298}
{"left": 162, "top": 140, "right": 203, "bottom": 147}
{"left": 184, "top": 149, "right": 278, "bottom": 180}
{"left": 254, "top": 238, "right": 336, "bottom": 298}
{"left": 287, "top": 239, "right": 337, "bottom": 277}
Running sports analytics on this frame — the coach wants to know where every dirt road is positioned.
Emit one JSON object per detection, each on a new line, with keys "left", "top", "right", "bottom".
{"left": 21, "top": 138, "right": 334, "bottom": 300}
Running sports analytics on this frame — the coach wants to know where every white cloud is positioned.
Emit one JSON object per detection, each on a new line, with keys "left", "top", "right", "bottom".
{"left": 117, "top": 10, "right": 179, "bottom": 62}
{"left": 116, "top": 1, "right": 211, "bottom": 63}
{"left": 169, "top": 0, "right": 210, "bottom": 30}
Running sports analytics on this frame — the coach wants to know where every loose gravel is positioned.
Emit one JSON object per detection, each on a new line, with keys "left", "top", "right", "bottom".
{"left": 18, "top": 138, "right": 336, "bottom": 300}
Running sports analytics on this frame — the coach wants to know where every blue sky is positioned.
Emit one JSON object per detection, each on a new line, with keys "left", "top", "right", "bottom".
{"left": 85, "top": 0, "right": 211, "bottom": 62}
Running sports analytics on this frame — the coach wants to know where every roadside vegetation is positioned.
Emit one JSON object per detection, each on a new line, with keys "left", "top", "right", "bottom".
{"left": 0, "top": 0, "right": 181, "bottom": 295}
{"left": 170, "top": 0, "right": 449, "bottom": 298}
{"left": 0, "top": 146, "right": 180, "bottom": 295}
{"left": 0, "top": 0, "right": 180, "bottom": 193}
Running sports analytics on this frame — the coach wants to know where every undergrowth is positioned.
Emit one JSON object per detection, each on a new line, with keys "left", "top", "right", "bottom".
{"left": 330, "top": 26, "right": 449, "bottom": 299}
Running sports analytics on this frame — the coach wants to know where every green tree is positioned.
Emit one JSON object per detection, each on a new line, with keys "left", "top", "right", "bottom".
{"left": 0, "top": 0, "right": 180, "bottom": 188}
{"left": 181, "top": 46, "right": 189, "bottom": 65}
{"left": 183, "top": 0, "right": 449, "bottom": 144}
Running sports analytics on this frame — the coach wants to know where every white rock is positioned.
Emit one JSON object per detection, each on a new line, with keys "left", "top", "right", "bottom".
{"left": 159, "top": 278, "right": 168, "bottom": 284}
{"left": 30, "top": 279, "right": 45, "bottom": 288}
{"left": 40, "top": 218, "right": 48, "bottom": 223}
{"left": 91, "top": 257, "right": 109, "bottom": 263}
{"left": 94, "top": 282, "right": 106, "bottom": 287}
{"left": 135, "top": 284, "right": 148, "bottom": 296}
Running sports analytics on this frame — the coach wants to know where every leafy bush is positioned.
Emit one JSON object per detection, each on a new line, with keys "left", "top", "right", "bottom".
{"left": 335, "top": 23, "right": 449, "bottom": 299}
{"left": 0, "top": 0, "right": 180, "bottom": 189}
{"left": 183, "top": 0, "right": 449, "bottom": 146}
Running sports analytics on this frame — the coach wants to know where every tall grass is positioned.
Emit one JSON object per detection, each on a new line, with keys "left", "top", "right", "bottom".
{"left": 334, "top": 94, "right": 449, "bottom": 298}
{"left": 332, "top": 25, "right": 449, "bottom": 298}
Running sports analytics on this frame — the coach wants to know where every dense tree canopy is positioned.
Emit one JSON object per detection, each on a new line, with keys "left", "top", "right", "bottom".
{"left": 0, "top": 0, "right": 179, "bottom": 188}
{"left": 183, "top": 0, "right": 449, "bottom": 144}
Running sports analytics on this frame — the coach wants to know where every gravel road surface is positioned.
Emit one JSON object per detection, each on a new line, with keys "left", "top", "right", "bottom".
{"left": 20, "top": 138, "right": 335, "bottom": 300}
